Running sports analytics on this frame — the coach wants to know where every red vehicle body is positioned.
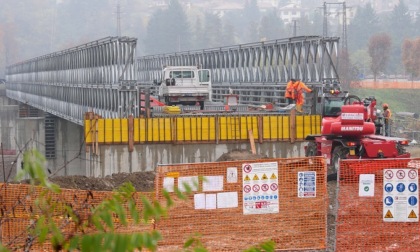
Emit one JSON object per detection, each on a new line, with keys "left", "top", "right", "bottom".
{"left": 305, "top": 83, "right": 410, "bottom": 175}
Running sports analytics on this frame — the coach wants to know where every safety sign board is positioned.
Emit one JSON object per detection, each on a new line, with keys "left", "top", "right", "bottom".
{"left": 359, "top": 174, "right": 375, "bottom": 197}
{"left": 297, "top": 171, "right": 316, "bottom": 198}
{"left": 242, "top": 162, "right": 279, "bottom": 215}
{"left": 383, "top": 169, "right": 419, "bottom": 222}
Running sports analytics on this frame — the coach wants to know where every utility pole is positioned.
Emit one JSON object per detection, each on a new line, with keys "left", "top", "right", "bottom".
{"left": 323, "top": 2, "right": 328, "bottom": 37}
{"left": 322, "top": 2, "right": 348, "bottom": 52}
{"left": 116, "top": 0, "right": 121, "bottom": 37}
{"left": 292, "top": 20, "right": 298, "bottom": 37}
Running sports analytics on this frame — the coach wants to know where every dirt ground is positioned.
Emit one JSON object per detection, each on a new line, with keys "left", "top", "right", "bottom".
{"left": 42, "top": 149, "right": 268, "bottom": 192}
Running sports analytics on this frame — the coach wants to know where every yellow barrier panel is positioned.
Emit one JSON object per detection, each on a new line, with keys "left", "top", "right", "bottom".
{"left": 84, "top": 115, "right": 321, "bottom": 144}
{"left": 262, "top": 115, "right": 290, "bottom": 140}
{"left": 113, "top": 119, "right": 122, "bottom": 142}
{"left": 121, "top": 119, "right": 128, "bottom": 143}
{"left": 104, "top": 119, "right": 113, "bottom": 143}
{"left": 85, "top": 119, "right": 92, "bottom": 143}
{"left": 97, "top": 119, "right": 105, "bottom": 143}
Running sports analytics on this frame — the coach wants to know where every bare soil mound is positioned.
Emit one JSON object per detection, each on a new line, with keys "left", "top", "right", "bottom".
{"left": 216, "top": 149, "right": 268, "bottom": 161}
{"left": 15, "top": 150, "right": 265, "bottom": 191}
{"left": 48, "top": 171, "right": 156, "bottom": 191}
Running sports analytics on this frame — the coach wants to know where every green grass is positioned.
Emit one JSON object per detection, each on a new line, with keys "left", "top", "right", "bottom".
{"left": 348, "top": 88, "right": 420, "bottom": 114}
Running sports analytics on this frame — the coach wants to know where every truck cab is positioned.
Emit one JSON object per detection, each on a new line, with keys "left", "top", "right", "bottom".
{"left": 156, "top": 66, "right": 211, "bottom": 110}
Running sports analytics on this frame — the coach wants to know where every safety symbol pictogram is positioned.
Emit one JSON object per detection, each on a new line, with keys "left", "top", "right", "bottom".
{"left": 243, "top": 185, "right": 251, "bottom": 193}
{"left": 384, "top": 210, "right": 393, "bottom": 218}
{"left": 253, "top": 174, "right": 259, "bottom": 180}
{"left": 396, "top": 183, "right": 405, "bottom": 193}
{"left": 270, "top": 173, "right": 277, "bottom": 179}
{"left": 261, "top": 184, "right": 269, "bottom": 191}
{"left": 270, "top": 183, "right": 278, "bottom": 191}
{"left": 384, "top": 196, "right": 393, "bottom": 206}
{"left": 244, "top": 175, "right": 250, "bottom": 181}
{"left": 384, "top": 183, "right": 393, "bottom": 193}
{"left": 252, "top": 184, "right": 260, "bottom": 192}
{"left": 408, "top": 169, "right": 417, "bottom": 179}
{"left": 408, "top": 210, "right": 417, "bottom": 218}
{"left": 384, "top": 170, "right": 393, "bottom": 179}
{"left": 261, "top": 174, "right": 268, "bottom": 180}
{"left": 396, "top": 170, "right": 405, "bottom": 179}
{"left": 409, "top": 183, "right": 418, "bottom": 192}
{"left": 408, "top": 196, "right": 418, "bottom": 206}
{"left": 243, "top": 164, "right": 252, "bottom": 173}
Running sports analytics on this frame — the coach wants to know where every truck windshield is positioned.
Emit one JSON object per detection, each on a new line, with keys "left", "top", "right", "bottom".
{"left": 169, "top": 71, "right": 194, "bottom": 78}
{"left": 323, "top": 98, "right": 344, "bottom": 117}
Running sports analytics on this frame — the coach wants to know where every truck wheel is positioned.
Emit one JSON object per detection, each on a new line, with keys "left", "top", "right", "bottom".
{"left": 331, "top": 146, "right": 348, "bottom": 173}
{"left": 199, "top": 101, "right": 205, "bottom": 110}
{"left": 305, "top": 142, "right": 318, "bottom": 157}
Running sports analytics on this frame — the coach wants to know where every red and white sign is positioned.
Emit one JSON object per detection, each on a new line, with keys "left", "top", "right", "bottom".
{"left": 261, "top": 184, "right": 269, "bottom": 191}
{"left": 243, "top": 164, "right": 252, "bottom": 173}
{"left": 242, "top": 162, "right": 279, "bottom": 215}
{"left": 384, "top": 170, "right": 394, "bottom": 179}
{"left": 270, "top": 183, "right": 278, "bottom": 191}
{"left": 253, "top": 184, "right": 260, "bottom": 192}
{"left": 409, "top": 169, "right": 417, "bottom": 179}
{"left": 396, "top": 170, "right": 405, "bottom": 179}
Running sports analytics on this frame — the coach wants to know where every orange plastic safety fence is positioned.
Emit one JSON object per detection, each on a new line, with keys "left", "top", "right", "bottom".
{"left": 0, "top": 183, "right": 155, "bottom": 250}
{"left": 154, "top": 157, "right": 328, "bottom": 251}
{"left": 336, "top": 158, "right": 420, "bottom": 251}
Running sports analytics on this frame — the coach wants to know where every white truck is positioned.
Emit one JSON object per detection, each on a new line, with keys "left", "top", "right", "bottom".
{"left": 155, "top": 66, "right": 211, "bottom": 110}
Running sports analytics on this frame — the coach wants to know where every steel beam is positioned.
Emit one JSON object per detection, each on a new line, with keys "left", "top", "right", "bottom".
{"left": 137, "top": 36, "right": 340, "bottom": 85}
{"left": 6, "top": 37, "right": 138, "bottom": 125}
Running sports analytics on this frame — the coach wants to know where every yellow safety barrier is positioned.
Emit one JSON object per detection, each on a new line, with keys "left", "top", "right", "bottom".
{"left": 85, "top": 114, "right": 321, "bottom": 144}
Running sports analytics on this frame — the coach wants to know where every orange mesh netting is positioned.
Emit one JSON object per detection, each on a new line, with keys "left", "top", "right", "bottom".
{"left": 0, "top": 184, "right": 154, "bottom": 251}
{"left": 336, "top": 158, "right": 420, "bottom": 251}
{"left": 154, "top": 157, "right": 327, "bottom": 251}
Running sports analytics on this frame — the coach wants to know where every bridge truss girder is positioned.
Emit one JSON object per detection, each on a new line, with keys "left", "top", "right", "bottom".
{"left": 137, "top": 36, "right": 340, "bottom": 84}
{"left": 6, "top": 37, "right": 138, "bottom": 125}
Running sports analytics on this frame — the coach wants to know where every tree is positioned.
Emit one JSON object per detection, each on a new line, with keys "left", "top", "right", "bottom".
{"left": 347, "top": 3, "right": 380, "bottom": 52}
{"left": 143, "top": 0, "right": 191, "bottom": 54}
{"left": 259, "top": 10, "right": 285, "bottom": 40}
{"left": 203, "top": 12, "right": 223, "bottom": 48}
{"left": 350, "top": 49, "right": 372, "bottom": 79}
{"left": 385, "top": 0, "right": 413, "bottom": 73}
{"left": 368, "top": 33, "right": 392, "bottom": 81}
{"left": 240, "top": 0, "right": 260, "bottom": 43}
{"left": 402, "top": 38, "right": 420, "bottom": 79}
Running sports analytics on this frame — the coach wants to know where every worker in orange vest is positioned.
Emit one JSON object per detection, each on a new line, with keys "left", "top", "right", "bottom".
{"left": 294, "top": 79, "right": 312, "bottom": 113}
{"left": 382, "top": 103, "right": 392, "bottom": 136}
{"left": 285, "top": 78, "right": 297, "bottom": 105}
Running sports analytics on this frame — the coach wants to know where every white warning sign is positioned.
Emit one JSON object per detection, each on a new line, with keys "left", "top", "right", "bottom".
{"left": 298, "top": 171, "right": 316, "bottom": 198}
{"left": 383, "top": 169, "right": 418, "bottom": 222}
{"left": 242, "top": 162, "right": 279, "bottom": 215}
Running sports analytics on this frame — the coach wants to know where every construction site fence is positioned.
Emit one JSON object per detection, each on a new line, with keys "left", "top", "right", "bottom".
{"left": 84, "top": 114, "right": 321, "bottom": 144}
{"left": 336, "top": 158, "right": 420, "bottom": 251}
{"left": 0, "top": 184, "right": 155, "bottom": 251}
{"left": 154, "top": 157, "right": 327, "bottom": 251}
{"left": 0, "top": 157, "right": 327, "bottom": 251}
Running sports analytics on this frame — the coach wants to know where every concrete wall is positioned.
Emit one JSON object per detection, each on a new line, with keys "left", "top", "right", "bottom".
{"left": 0, "top": 93, "right": 86, "bottom": 179}
{"left": 87, "top": 141, "right": 306, "bottom": 177}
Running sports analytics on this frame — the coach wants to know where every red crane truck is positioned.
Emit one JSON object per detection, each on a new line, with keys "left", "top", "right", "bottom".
{"left": 305, "top": 82, "right": 411, "bottom": 179}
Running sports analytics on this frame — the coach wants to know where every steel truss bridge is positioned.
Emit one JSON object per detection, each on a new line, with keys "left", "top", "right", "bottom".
{"left": 6, "top": 36, "right": 340, "bottom": 125}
